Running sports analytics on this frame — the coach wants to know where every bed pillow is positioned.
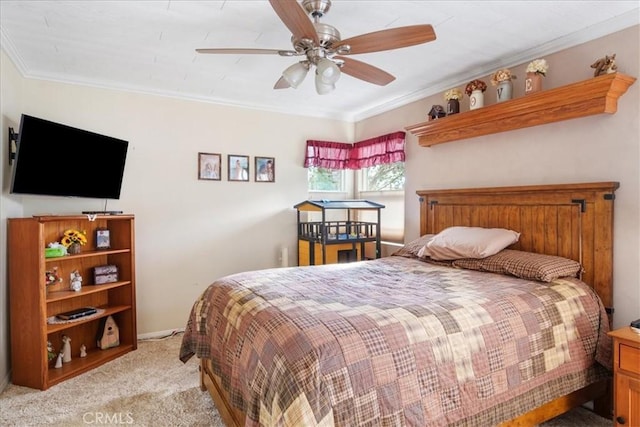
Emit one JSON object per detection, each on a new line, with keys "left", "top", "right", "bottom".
{"left": 391, "top": 234, "right": 434, "bottom": 258}
{"left": 421, "top": 226, "right": 520, "bottom": 260}
{"left": 452, "top": 249, "right": 583, "bottom": 282}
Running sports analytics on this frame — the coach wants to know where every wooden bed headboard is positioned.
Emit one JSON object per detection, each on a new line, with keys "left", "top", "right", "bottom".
{"left": 417, "top": 182, "right": 619, "bottom": 315}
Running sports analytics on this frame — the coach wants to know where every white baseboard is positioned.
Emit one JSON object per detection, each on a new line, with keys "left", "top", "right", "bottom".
{"left": 137, "top": 327, "right": 185, "bottom": 341}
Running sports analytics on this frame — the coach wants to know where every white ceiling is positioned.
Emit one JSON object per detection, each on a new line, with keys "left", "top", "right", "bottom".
{"left": 1, "top": 1, "right": 638, "bottom": 122}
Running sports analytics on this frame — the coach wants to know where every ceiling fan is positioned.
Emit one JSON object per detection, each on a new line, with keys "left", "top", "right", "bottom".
{"left": 196, "top": 0, "right": 436, "bottom": 94}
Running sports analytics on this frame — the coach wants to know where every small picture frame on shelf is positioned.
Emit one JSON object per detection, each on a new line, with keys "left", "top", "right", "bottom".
{"left": 96, "top": 228, "right": 111, "bottom": 250}
{"left": 198, "top": 152, "right": 221, "bottom": 181}
{"left": 228, "top": 154, "right": 249, "bottom": 182}
{"left": 255, "top": 156, "right": 275, "bottom": 182}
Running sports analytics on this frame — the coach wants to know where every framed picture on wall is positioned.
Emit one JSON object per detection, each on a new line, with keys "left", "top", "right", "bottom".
{"left": 228, "top": 155, "right": 249, "bottom": 181}
{"left": 255, "top": 156, "right": 275, "bottom": 182}
{"left": 198, "top": 152, "right": 221, "bottom": 181}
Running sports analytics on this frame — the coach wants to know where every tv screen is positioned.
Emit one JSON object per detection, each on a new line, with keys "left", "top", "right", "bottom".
{"left": 10, "top": 114, "right": 129, "bottom": 199}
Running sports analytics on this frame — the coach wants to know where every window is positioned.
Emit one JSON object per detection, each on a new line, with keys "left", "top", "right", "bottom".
{"left": 305, "top": 132, "right": 406, "bottom": 245}
{"left": 359, "top": 162, "right": 405, "bottom": 191}
{"left": 307, "top": 167, "right": 345, "bottom": 192}
{"left": 357, "top": 163, "right": 405, "bottom": 244}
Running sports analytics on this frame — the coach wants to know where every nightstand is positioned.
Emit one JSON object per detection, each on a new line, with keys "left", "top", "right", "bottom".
{"left": 608, "top": 327, "right": 640, "bottom": 426}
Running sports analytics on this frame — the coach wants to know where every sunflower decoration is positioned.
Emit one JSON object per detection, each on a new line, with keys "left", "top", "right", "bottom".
{"left": 60, "top": 229, "right": 88, "bottom": 248}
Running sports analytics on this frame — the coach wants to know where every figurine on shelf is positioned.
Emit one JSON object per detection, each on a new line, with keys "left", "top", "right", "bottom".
{"left": 97, "top": 316, "right": 120, "bottom": 350}
{"left": 590, "top": 53, "right": 617, "bottom": 77}
{"left": 80, "top": 344, "right": 87, "bottom": 358}
{"left": 70, "top": 270, "right": 82, "bottom": 292}
{"left": 54, "top": 351, "right": 63, "bottom": 369}
{"left": 428, "top": 105, "right": 446, "bottom": 121}
{"left": 62, "top": 335, "right": 72, "bottom": 363}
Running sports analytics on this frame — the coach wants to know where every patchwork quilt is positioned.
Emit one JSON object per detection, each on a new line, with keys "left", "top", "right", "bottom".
{"left": 180, "top": 256, "right": 611, "bottom": 426}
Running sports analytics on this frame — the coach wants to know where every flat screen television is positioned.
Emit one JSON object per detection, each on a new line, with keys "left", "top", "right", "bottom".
{"left": 10, "top": 114, "right": 129, "bottom": 199}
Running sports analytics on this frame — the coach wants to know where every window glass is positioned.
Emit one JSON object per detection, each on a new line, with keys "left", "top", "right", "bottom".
{"left": 356, "top": 162, "right": 405, "bottom": 244}
{"left": 308, "top": 167, "right": 344, "bottom": 191}
{"left": 307, "top": 163, "right": 405, "bottom": 244}
{"left": 360, "top": 162, "right": 405, "bottom": 191}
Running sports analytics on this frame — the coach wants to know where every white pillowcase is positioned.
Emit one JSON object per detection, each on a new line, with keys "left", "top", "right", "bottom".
{"left": 420, "top": 226, "right": 520, "bottom": 260}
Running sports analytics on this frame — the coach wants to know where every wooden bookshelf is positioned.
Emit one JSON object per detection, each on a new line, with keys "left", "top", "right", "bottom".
{"left": 8, "top": 214, "right": 137, "bottom": 390}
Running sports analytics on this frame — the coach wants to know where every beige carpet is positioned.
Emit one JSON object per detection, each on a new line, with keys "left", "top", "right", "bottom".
{"left": 0, "top": 333, "right": 221, "bottom": 426}
{"left": 0, "top": 333, "right": 610, "bottom": 426}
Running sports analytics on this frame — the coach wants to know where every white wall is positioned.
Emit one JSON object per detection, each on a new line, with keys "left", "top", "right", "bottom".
{"left": 0, "top": 43, "right": 27, "bottom": 393}
{"left": 356, "top": 25, "right": 640, "bottom": 330}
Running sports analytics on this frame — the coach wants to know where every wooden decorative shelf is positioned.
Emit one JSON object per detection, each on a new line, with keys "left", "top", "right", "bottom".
{"left": 47, "top": 344, "right": 134, "bottom": 386}
{"left": 405, "top": 73, "right": 636, "bottom": 147}
{"left": 45, "top": 248, "right": 130, "bottom": 264}
{"left": 47, "top": 282, "right": 132, "bottom": 303}
{"left": 47, "top": 305, "right": 131, "bottom": 334}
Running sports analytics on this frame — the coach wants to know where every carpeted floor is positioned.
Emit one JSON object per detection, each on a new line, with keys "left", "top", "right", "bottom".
{"left": 0, "top": 333, "right": 610, "bottom": 426}
{"left": 0, "top": 333, "right": 221, "bottom": 426}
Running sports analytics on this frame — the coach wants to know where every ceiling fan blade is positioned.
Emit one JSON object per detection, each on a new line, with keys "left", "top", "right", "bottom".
{"left": 336, "top": 24, "right": 436, "bottom": 55}
{"left": 273, "top": 76, "right": 291, "bottom": 89}
{"left": 335, "top": 56, "right": 395, "bottom": 86}
{"left": 269, "top": 0, "right": 319, "bottom": 45}
{"left": 196, "top": 48, "right": 295, "bottom": 56}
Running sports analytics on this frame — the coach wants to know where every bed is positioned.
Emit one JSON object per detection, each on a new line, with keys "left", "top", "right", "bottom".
{"left": 180, "top": 181, "right": 619, "bottom": 426}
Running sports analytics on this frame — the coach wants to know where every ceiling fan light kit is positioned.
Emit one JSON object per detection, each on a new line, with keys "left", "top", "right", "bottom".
{"left": 197, "top": 0, "right": 436, "bottom": 95}
{"left": 282, "top": 62, "right": 311, "bottom": 88}
{"left": 315, "top": 79, "right": 336, "bottom": 95}
{"left": 316, "top": 58, "right": 340, "bottom": 85}
{"left": 282, "top": 56, "right": 341, "bottom": 95}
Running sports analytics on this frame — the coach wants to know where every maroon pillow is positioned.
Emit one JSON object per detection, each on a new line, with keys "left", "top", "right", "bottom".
{"left": 452, "top": 249, "right": 582, "bottom": 282}
{"left": 392, "top": 234, "right": 434, "bottom": 258}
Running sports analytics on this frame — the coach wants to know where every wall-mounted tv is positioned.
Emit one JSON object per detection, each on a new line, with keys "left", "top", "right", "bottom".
{"left": 10, "top": 114, "right": 129, "bottom": 199}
